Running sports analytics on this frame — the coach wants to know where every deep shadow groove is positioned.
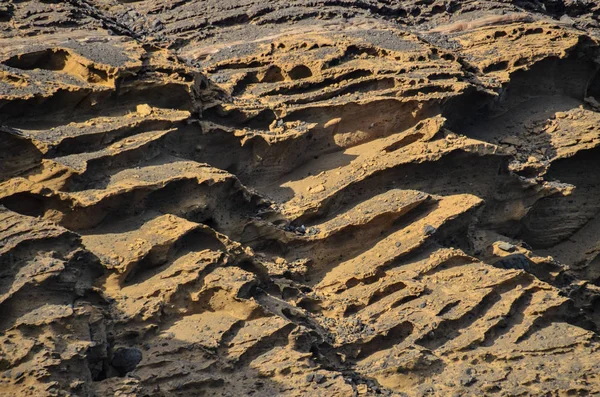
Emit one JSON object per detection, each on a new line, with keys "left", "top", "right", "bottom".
{"left": 480, "top": 289, "right": 534, "bottom": 347}
{"left": 280, "top": 196, "right": 432, "bottom": 266}
{"left": 342, "top": 281, "right": 407, "bottom": 316}
{"left": 3, "top": 49, "right": 70, "bottom": 71}
{"left": 261, "top": 69, "right": 372, "bottom": 97}
{"left": 234, "top": 323, "right": 296, "bottom": 367}
{"left": 416, "top": 274, "right": 532, "bottom": 350}
{"left": 304, "top": 200, "right": 439, "bottom": 284}
{"left": 123, "top": 227, "right": 226, "bottom": 286}
{"left": 295, "top": 150, "right": 505, "bottom": 225}
{"left": 520, "top": 145, "right": 600, "bottom": 248}
{"left": 351, "top": 321, "right": 414, "bottom": 360}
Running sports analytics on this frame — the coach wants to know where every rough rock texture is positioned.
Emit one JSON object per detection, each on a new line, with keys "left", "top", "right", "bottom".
{"left": 4, "top": 0, "right": 600, "bottom": 396}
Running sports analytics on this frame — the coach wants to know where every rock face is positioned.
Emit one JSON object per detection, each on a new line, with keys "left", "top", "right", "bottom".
{"left": 4, "top": 1, "right": 600, "bottom": 396}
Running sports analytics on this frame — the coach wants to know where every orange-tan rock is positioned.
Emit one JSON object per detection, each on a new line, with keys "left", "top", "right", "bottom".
{"left": 4, "top": 1, "right": 600, "bottom": 396}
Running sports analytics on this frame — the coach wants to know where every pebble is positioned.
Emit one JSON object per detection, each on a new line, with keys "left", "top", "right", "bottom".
{"left": 423, "top": 225, "right": 436, "bottom": 236}
{"left": 311, "top": 184, "right": 325, "bottom": 193}
{"left": 284, "top": 224, "right": 310, "bottom": 235}
{"left": 314, "top": 374, "right": 326, "bottom": 384}
{"left": 136, "top": 104, "right": 152, "bottom": 117}
{"left": 307, "top": 227, "right": 320, "bottom": 236}
{"left": 497, "top": 242, "right": 516, "bottom": 252}
{"left": 111, "top": 347, "right": 142, "bottom": 374}
{"left": 459, "top": 375, "right": 477, "bottom": 386}
{"left": 556, "top": 111, "right": 568, "bottom": 119}
{"left": 495, "top": 254, "right": 531, "bottom": 271}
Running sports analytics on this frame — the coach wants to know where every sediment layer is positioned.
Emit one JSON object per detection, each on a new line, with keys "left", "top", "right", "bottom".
{"left": 3, "top": 1, "right": 600, "bottom": 396}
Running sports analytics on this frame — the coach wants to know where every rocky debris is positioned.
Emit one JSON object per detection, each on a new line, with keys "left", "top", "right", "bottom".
{"left": 284, "top": 223, "right": 319, "bottom": 236}
{"left": 4, "top": 1, "right": 600, "bottom": 396}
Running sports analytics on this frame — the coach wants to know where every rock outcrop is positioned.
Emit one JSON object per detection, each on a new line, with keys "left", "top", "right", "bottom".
{"left": 3, "top": 1, "right": 600, "bottom": 396}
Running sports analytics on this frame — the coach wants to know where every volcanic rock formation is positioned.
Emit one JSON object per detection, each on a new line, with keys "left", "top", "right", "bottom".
{"left": 3, "top": 0, "right": 600, "bottom": 396}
